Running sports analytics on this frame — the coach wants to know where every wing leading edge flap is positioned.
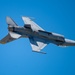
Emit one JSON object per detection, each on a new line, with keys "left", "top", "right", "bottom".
{"left": 29, "top": 37, "right": 49, "bottom": 52}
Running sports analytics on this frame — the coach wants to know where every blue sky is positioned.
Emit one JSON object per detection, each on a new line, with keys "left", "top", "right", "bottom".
{"left": 0, "top": 0, "right": 75, "bottom": 75}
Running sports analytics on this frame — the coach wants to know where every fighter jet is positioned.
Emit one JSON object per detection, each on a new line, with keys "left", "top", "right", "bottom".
{"left": 0, "top": 17, "right": 75, "bottom": 54}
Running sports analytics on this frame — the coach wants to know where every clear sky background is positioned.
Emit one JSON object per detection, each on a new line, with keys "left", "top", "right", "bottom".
{"left": 0, "top": 0, "right": 75, "bottom": 75}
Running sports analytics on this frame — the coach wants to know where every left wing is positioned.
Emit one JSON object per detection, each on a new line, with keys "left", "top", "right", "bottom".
{"left": 29, "top": 37, "right": 49, "bottom": 53}
{"left": 22, "top": 16, "right": 44, "bottom": 31}
{"left": 0, "top": 34, "right": 16, "bottom": 44}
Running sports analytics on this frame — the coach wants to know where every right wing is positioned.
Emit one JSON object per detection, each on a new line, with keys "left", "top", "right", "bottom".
{"left": 29, "top": 37, "right": 49, "bottom": 53}
{"left": 0, "top": 34, "right": 16, "bottom": 44}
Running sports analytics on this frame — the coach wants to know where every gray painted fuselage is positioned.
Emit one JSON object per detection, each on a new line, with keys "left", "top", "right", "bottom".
{"left": 8, "top": 26, "right": 75, "bottom": 47}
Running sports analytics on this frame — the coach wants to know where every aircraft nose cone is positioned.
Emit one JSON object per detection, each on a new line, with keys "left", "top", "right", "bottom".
{"left": 64, "top": 39, "right": 75, "bottom": 46}
{"left": 65, "top": 39, "right": 75, "bottom": 43}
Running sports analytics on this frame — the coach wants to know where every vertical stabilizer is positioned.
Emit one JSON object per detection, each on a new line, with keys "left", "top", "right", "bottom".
{"left": 6, "top": 17, "right": 18, "bottom": 27}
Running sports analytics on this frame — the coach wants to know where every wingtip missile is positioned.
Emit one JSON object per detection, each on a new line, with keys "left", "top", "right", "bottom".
{"left": 32, "top": 51, "right": 47, "bottom": 54}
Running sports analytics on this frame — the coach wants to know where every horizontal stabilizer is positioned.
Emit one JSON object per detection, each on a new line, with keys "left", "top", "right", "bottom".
{"left": 0, "top": 34, "right": 16, "bottom": 44}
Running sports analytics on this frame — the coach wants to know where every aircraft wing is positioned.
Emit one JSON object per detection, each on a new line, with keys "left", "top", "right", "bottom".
{"left": 22, "top": 16, "right": 44, "bottom": 31}
{"left": 29, "top": 37, "right": 49, "bottom": 52}
{"left": 0, "top": 34, "right": 16, "bottom": 44}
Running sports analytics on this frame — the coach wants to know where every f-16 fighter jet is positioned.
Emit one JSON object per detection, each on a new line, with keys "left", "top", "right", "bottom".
{"left": 0, "top": 17, "right": 75, "bottom": 54}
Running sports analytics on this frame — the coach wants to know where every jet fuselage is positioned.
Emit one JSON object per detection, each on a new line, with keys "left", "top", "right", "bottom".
{"left": 1, "top": 16, "right": 75, "bottom": 53}
{"left": 8, "top": 26, "right": 75, "bottom": 47}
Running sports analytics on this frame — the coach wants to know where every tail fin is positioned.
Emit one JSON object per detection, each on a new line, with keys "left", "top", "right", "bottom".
{"left": 6, "top": 17, "right": 21, "bottom": 39}
{"left": 6, "top": 17, "right": 18, "bottom": 27}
